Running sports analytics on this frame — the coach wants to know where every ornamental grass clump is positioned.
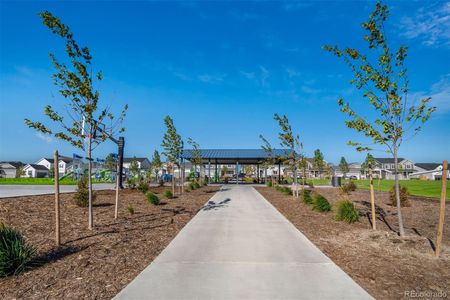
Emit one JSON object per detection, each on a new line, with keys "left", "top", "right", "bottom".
{"left": 312, "top": 194, "right": 332, "bottom": 212}
{"left": 0, "top": 223, "right": 36, "bottom": 277}
{"left": 146, "top": 192, "right": 160, "bottom": 205}
{"left": 341, "top": 181, "right": 357, "bottom": 194}
{"left": 266, "top": 180, "right": 273, "bottom": 187}
{"left": 163, "top": 189, "right": 173, "bottom": 199}
{"left": 335, "top": 200, "right": 359, "bottom": 223}
{"left": 301, "top": 190, "right": 314, "bottom": 205}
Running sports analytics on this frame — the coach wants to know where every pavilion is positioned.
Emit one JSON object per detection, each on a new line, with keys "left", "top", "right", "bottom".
{"left": 180, "top": 149, "right": 291, "bottom": 183}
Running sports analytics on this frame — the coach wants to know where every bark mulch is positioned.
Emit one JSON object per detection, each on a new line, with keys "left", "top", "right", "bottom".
{"left": 0, "top": 186, "right": 219, "bottom": 299}
{"left": 256, "top": 186, "right": 450, "bottom": 300}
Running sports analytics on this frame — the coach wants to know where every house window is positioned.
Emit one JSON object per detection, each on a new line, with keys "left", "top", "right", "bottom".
{"left": 28, "top": 170, "right": 32, "bottom": 176}
{"left": 391, "top": 164, "right": 395, "bottom": 169}
{"left": 59, "top": 163, "right": 64, "bottom": 168}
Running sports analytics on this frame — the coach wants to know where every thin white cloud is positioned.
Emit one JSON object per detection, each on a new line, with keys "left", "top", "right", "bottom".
{"left": 286, "top": 67, "right": 301, "bottom": 78}
{"left": 239, "top": 71, "right": 256, "bottom": 80}
{"left": 197, "top": 74, "right": 226, "bottom": 84}
{"left": 411, "top": 74, "right": 450, "bottom": 114}
{"left": 399, "top": 2, "right": 450, "bottom": 48}
{"left": 259, "top": 66, "right": 269, "bottom": 88}
{"left": 36, "top": 132, "right": 53, "bottom": 143}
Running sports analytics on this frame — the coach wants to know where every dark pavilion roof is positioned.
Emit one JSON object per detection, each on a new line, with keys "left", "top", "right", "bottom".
{"left": 181, "top": 149, "right": 293, "bottom": 164}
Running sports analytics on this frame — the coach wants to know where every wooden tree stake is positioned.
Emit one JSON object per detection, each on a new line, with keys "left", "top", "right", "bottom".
{"left": 436, "top": 160, "right": 448, "bottom": 257}
{"left": 114, "top": 160, "right": 120, "bottom": 219}
{"left": 369, "top": 165, "right": 376, "bottom": 230}
{"left": 54, "top": 150, "right": 60, "bottom": 246}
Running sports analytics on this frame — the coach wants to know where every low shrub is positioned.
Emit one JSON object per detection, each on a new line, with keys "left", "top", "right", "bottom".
{"left": 312, "top": 194, "right": 332, "bottom": 212}
{"left": 389, "top": 185, "right": 410, "bottom": 207}
{"left": 193, "top": 182, "right": 201, "bottom": 189}
{"left": 146, "top": 192, "right": 160, "bottom": 205}
{"left": 341, "top": 181, "right": 357, "bottom": 194}
{"left": 126, "top": 177, "right": 136, "bottom": 189}
{"left": 307, "top": 181, "right": 314, "bottom": 188}
{"left": 266, "top": 180, "right": 273, "bottom": 187}
{"left": 301, "top": 190, "right": 314, "bottom": 205}
{"left": 0, "top": 223, "right": 36, "bottom": 277}
{"left": 275, "top": 186, "right": 292, "bottom": 195}
{"left": 163, "top": 189, "right": 173, "bottom": 199}
{"left": 189, "top": 182, "right": 196, "bottom": 190}
{"left": 137, "top": 182, "right": 149, "bottom": 194}
{"left": 73, "top": 176, "right": 96, "bottom": 207}
{"left": 335, "top": 200, "right": 359, "bottom": 223}
{"left": 127, "top": 206, "right": 135, "bottom": 215}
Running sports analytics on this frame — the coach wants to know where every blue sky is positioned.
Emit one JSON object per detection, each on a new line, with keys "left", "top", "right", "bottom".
{"left": 0, "top": 1, "right": 449, "bottom": 164}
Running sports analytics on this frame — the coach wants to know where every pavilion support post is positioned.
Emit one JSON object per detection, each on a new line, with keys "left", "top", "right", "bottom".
{"left": 257, "top": 164, "right": 260, "bottom": 183}
{"left": 208, "top": 160, "right": 211, "bottom": 184}
{"left": 236, "top": 161, "right": 239, "bottom": 185}
{"left": 278, "top": 163, "right": 281, "bottom": 184}
{"left": 215, "top": 160, "right": 218, "bottom": 183}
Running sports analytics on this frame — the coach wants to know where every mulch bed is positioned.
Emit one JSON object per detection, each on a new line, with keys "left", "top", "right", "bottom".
{"left": 0, "top": 186, "right": 219, "bottom": 299}
{"left": 256, "top": 186, "right": 450, "bottom": 300}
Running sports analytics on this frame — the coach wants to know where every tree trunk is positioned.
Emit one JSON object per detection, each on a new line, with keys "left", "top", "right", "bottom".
{"left": 394, "top": 145, "right": 405, "bottom": 236}
{"left": 369, "top": 165, "right": 376, "bottom": 230}
{"left": 87, "top": 130, "right": 93, "bottom": 230}
{"left": 171, "top": 166, "right": 175, "bottom": 195}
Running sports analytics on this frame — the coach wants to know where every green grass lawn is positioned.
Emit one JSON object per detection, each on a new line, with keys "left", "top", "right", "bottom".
{"left": 0, "top": 178, "right": 107, "bottom": 185}
{"left": 348, "top": 179, "right": 449, "bottom": 200}
{"left": 308, "top": 178, "right": 448, "bottom": 200}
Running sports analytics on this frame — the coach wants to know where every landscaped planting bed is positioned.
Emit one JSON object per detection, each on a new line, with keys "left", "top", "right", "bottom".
{"left": 256, "top": 186, "right": 450, "bottom": 300}
{"left": 0, "top": 185, "right": 219, "bottom": 299}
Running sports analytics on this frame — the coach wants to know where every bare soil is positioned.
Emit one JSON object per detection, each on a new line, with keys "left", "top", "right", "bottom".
{"left": 256, "top": 186, "right": 450, "bottom": 300}
{"left": 0, "top": 186, "right": 219, "bottom": 299}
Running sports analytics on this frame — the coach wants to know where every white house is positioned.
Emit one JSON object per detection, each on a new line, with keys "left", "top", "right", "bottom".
{"left": 410, "top": 163, "right": 450, "bottom": 180}
{"left": 0, "top": 162, "right": 17, "bottom": 178}
{"left": 0, "top": 162, "right": 24, "bottom": 178}
{"left": 35, "top": 156, "right": 80, "bottom": 175}
{"left": 22, "top": 164, "right": 51, "bottom": 178}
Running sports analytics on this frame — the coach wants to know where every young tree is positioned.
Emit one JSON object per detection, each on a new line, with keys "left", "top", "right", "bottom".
{"left": 323, "top": 2, "right": 434, "bottom": 236}
{"left": 129, "top": 157, "right": 140, "bottom": 178}
{"left": 298, "top": 156, "right": 308, "bottom": 188}
{"left": 361, "top": 153, "right": 376, "bottom": 177}
{"left": 151, "top": 150, "right": 162, "bottom": 183}
{"left": 339, "top": 157, "right": 350, "bottom": 178}
{"left": 260, "top": 113, "right": 303, "bottom": 195}
{"left": 161, "top": 116, "right": 183, "bottom": 195}
{"left": 187, "top": 137, "right": 202, "bottom": 182}
{"left": 259, "top": 134, "right": 278, "bottom": 185}
{"left": 24, "top": 12, "right": 127, "bottom": 230}
{"left": 312, "top": 149, "right": 325, "bottom": 179}
{"left": 105, "top": 153, "right": 117, "bottom": 171}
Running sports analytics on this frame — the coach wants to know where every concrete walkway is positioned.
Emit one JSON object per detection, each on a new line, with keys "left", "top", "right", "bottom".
{"left": 0, "top": 183, "right": 115, "bottom": 198}
{"left": 115, "top": 185, "right": 373, "bottom": 300}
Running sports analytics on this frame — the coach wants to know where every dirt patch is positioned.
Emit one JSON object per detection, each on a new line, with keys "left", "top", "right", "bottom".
{"left": 0, "top": 186, "right": 219, "bottom": 299}
{"left": 256, "top": 186, "right": 450, "bottom": 300}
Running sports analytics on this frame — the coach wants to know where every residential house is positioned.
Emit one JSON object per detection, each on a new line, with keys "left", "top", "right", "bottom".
{"left": 373, "top": 158, "right": 415, "bottom": 180}
{"left": 22, "top": 164, "right": 51, "bottom": 178}
{"left": 333, "top": 162, "right": 363, "bottom": 179}
{"left": 35, "top": 156, "right": 83, "bottom": 176}
{"left": 0, "top": 161, "right": 25, "bottom": 178}
{"left": 123, "top": 157, "right": 151, "bottom": 176}
{"left": 410, "top": 163, "right": 450, "bottom": 180}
